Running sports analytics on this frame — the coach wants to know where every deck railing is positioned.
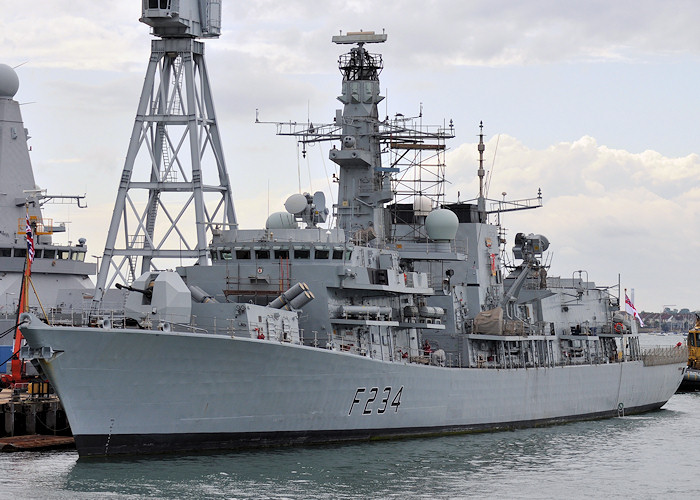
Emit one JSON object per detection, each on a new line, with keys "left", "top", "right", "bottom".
{"left": 641, "top": 345, "right": 688, "bottom": 366}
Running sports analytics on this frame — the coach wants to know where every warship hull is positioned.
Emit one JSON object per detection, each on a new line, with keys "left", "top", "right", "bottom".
{"left": 21, "top": 319, "right": 685, "bottom": 456}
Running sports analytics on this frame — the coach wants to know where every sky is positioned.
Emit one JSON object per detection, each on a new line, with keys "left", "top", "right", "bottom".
{"left": 1, "top": 0, "right": 699, "bottom": 313}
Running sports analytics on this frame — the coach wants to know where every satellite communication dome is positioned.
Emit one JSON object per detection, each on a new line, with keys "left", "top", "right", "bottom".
{"left": 266, "top": 212, "right": 298, "bottom": 230}
{"left": 425, "top": 209, "right": 459, "bottom": 241}
{"left": 0, "top": 64, "right": 20, "bottom": 98}
{"left": 413, "top": 196, "right": 432, "bottom": 217}
{"left": 284, "top": 193, "right": 308, "bottom": 215}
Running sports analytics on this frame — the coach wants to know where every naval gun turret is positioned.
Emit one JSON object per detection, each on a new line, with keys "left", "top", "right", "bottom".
{"left": 115, "top": 282, "right": 153, "bottom": 300}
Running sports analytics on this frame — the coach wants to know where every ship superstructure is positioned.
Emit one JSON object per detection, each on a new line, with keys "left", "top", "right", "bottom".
{"left": 0, "top": 64, "right": 94, "bottom": 314}
{"left": 18, "top": 9, "right": 686, "bottom": 456}
{"left": 0, "top": 63, "right": 95, "bottom": 382}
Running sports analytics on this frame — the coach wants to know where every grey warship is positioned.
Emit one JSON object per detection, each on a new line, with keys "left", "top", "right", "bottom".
{"left": 19, "top": 2, "right": 686, "bottom": 456}
{"left": 0, "top": 63, "right": 95, "bottom": 381}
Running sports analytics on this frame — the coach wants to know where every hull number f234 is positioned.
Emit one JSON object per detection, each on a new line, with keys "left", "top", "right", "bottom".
{"left": 349, "top": 386, "right": 403, "bottom": 415}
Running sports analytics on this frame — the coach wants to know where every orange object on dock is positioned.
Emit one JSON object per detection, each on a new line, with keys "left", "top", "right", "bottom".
{"left": 0, "top": 434, "right": 74, "bottom": 452}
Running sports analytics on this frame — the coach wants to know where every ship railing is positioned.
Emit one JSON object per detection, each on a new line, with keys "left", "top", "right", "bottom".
{"left": 641, "top": 345, "right": 688, "bottom": 366}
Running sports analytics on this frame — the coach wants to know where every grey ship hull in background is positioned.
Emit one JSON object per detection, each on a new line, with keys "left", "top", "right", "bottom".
{"left": 19, "top": 19, "right": 685, "bottom": 456}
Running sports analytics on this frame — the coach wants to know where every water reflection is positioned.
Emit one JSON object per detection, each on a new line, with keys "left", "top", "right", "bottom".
{"left": 1, "top": 394, "right": 694, "bottom": 499}
{"left": 58, "top": 401, "right": 690, "bottom": 499}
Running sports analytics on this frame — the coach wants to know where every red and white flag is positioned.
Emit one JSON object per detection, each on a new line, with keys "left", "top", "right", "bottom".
{"left": 25, "top": 214, "right": 35, "bottom": 263}
{"left": 625, "top": 294, "right": 644, "bottom": 327}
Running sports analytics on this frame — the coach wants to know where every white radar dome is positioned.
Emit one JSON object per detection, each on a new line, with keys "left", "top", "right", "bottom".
{"left": 0, "top": 64, "right": 20, "bottom": 98}
{"left": 425, "top": 209, "right": 459, "bottom": 241}
{"left": 284, "top": 193, "right": 308, "bottom": 214}
{"left": 266, "top": 212, "right": 298, "bottom": 230}
{"left": 413, "top": 196, "right": 432, "bottom": 217}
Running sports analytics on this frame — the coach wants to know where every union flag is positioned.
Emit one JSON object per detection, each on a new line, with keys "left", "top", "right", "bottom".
{"left": 25, "top": 214, "right": 34, "bottom": 262}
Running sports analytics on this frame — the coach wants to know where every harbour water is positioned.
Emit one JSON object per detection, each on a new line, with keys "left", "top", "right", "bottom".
{"left": 1, "top": 333, "right": 697, "bottom": 499}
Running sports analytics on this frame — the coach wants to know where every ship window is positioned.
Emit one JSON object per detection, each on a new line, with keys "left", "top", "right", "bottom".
{"left": 210, "top": 250, "right": 218, "bottom": 261}
{"left": 14, "top": 248, "right": 26, "bottom": 258}
{"left": 220, "top": 251, "right": 232, "bottom": 260}
{"left": 314, "top": 249, "right": 329, "bottom": 259}
{"left": 332, "top": 249, "right": 344, "bottom": 260}
{"left": 148, "top": 0, "right": 170, "bottom": 9}
{"left": 44, "top": 249, "right": 56, "bottom": 259}
{"left": 58, "top": 250, "right": 70, "bottom": 260}
{"left": 34, "top": 249, "right": 43, "bottom": 259}
{"left": 236, "top": 249, "right": 251, "bottom": 259}
{"left": 255, "top": 249, "right": 270, "bottom": 259}
{"left": 0, "top": 248, "right": 10, "bottom": 257}
{"left": 690, "top": 334, "right": 696, "bottom": 347}
{"left": 294, "top": 249, "right": 310, "bottom": 259}
{"left": 71, "top": 252, "right": 85, "bottom": 261}
{"left": 274, "top": 249, "right": 289, "bottom": 259}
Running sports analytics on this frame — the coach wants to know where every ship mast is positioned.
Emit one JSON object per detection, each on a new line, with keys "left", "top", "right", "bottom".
{"left": 329, "top": 31, "right": 390, "bottom": 242}
{"left": 93, "top": 0, "right": 236, "bottom": 306}
{"left": 267, "top": 30, "right": 455, "bottom": 245}
{"left": 477, "top": 121, "right": 486, "bottom": 214}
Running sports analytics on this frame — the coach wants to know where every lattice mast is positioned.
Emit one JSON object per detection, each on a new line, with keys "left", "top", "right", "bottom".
{"left": 268, "top": 31, "right": 454, "bottom": 245}
{"left": 93, "top": 0, "right": 236, "bottom": 303}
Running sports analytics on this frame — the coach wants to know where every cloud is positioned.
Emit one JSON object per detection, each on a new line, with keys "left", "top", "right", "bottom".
{"left": 2, "top": 3, "right": 147, "bottom": 72}
{"left": 447, "top": 134, "right": 700, "bottom": 309}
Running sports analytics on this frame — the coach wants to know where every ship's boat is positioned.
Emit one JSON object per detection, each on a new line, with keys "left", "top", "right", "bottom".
{"left": 18, "top": 6, "right": 686, "bottom": 456}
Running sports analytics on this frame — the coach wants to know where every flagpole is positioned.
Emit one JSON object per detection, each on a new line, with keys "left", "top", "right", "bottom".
{"left": 9, "top": 208, "right": 34, "bottom": 383}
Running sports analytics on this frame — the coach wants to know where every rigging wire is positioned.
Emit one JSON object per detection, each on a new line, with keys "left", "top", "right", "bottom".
{"left": 484, "top": 134, "right": 500, "bottom": 200}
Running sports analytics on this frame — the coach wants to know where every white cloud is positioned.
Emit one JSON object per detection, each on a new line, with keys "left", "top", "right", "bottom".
{"left": 447, "top": 135, "right": 700, "bottom": 310}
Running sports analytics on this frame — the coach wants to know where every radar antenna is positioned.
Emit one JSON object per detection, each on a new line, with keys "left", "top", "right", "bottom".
{"left": 259, "top": 30, "right": 454, "bottom": 244}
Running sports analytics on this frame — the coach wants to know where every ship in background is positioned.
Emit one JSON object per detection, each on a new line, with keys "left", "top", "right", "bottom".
{"left": 19, "top": 1, "right": 686, "bottom": 456}
{"left": 0, "top": 63, "right": 95, "bottom": 382}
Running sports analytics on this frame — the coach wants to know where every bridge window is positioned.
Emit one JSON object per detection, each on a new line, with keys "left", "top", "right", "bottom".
{"left": 44, "top": 249, "right": 56, "bottom": 259}
{"left": 314, "top": 249, "right": 329, "bottom": 259}
{"left": 15, "top": 248, "right": 26, "bottom": 258}
{"left": 235, "top": 249, "right": 251, "bottom": 259}
{"left": 0, "top": 248, "right": 10, "bottom": 257}
{"left": 294, "top": 248, "right": 310, "bottom": 259}
{"left": 255, "top": 249, "right": 270, "bottom": 259}
{"left": 274, "top": 249, "right": 289, "bottom": 259}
